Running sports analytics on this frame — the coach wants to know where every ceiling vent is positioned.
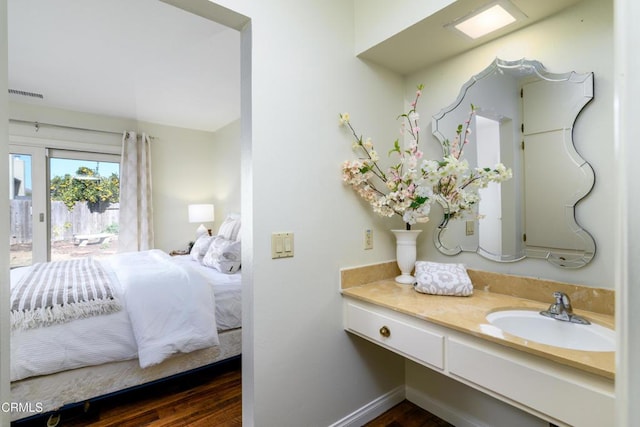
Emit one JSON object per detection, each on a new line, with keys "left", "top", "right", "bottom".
{"left": 8, "top": 89, "right": 44, "bottom": 99}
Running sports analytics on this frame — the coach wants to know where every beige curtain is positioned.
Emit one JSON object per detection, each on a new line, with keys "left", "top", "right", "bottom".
{"left": 119, "top": 131, "right": 154, "bottom": 252}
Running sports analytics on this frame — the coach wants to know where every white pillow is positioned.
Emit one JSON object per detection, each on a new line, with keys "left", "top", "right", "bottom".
{"left": 202, "top": 236, "right": 241, "bottom": 274}
{"left": 217, "top": 214, "right": 241, "bottom": 241}
{"left": 413, "top": 261, "right": 473, "bottom": 297}
{"left": 190, "top": 234, "right": 214, "bottom": 262}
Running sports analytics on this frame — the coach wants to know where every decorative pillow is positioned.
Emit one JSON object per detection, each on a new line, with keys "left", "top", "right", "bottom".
{"left": 190, "top": 234, "right": 214, "bottom": 262}
{"left": 217, "top": 214, "right": 241, "bottom": 241}
{"left": 414, "top": 261, "right": 473, "bottom": 297}
{"left": 202, "top": 236, "right": 241, "bottom": 274}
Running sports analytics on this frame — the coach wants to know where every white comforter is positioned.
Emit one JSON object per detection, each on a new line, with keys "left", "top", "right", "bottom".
{"left": 11, "top": 250, "right": 219, "bottom": 381}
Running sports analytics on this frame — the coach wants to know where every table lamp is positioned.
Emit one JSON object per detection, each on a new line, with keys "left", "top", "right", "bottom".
{"left": 188, "top": 204, "right": 215, "bottom": 237}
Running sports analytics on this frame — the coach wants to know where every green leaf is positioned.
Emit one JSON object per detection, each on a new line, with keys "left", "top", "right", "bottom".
{"left": 388, "top": 139, "right": 401, "bottom": 156}
{"left": 410, "top": 196, "right": 428, "bottom": 209}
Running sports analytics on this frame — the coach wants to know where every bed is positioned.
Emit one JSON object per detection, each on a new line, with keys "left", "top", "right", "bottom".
{"left": 9, "top": 216, "right": 242, "bottom": 422}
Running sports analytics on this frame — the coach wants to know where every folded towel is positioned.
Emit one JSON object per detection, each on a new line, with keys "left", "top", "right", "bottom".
{"left": 414, "top": 261, "right": 473, "bottom": 297}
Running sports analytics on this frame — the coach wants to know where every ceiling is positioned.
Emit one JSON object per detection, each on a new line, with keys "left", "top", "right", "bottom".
{"left": 358, "top": 0, "right": 585, "bottom": 75}
{"left": 7, "top": 0, "right": 241, "bottom": 133}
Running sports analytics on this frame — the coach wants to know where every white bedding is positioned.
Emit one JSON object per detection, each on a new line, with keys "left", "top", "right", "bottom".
{"left": 10, "top": 250, "right": 241, "bottom": 382}
{"left": 171, "top": 255, "right": 242, "bottom": 331}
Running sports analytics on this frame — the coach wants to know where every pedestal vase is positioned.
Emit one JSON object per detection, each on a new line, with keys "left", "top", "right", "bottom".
{"left": 391, "top": 229, "right": 422, "bottom": 284}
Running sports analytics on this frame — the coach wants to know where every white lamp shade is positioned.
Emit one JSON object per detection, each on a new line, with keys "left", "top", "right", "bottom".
{"left": 188, "top": 204, "right": 215, "bottom": 223}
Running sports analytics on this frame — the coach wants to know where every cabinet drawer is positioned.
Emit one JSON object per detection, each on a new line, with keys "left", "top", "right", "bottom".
{"left": 448, "top": 338, "right": 614, "bottom": 427}
{"left": 345, "top": 301, "right": 444, "bottom": 369}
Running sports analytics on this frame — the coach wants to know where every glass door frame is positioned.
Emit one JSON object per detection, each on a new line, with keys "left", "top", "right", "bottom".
{"left": 9, "top": 144, "right": 49, "bottom": 264}
{"left": 10, "top": 144, "right": 121, "bottom": 265}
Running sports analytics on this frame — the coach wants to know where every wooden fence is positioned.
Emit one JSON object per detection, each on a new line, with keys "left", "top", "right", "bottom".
{"left": 10, "top": 200, "right": 119, "bottom": 244}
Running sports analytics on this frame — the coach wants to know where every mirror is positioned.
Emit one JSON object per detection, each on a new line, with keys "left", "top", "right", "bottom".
{"left": 431, "top": 58, "right": 595, "bottom": 268}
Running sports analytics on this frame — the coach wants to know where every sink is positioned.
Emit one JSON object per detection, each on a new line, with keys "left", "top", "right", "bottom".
{"left": 486, "top": 309, "right": 615, "bottom": 352}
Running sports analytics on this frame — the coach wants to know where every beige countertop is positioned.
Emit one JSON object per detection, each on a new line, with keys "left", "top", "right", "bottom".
{"left": 342, "top": 279, "right": 615, "bottom": 379}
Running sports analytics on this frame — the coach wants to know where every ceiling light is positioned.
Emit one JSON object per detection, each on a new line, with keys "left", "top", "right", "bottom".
{"left": 448, "top": 1, "right": 526, "bottom": 40}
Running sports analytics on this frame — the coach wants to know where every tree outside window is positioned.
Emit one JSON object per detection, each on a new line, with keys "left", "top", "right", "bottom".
{"left": 50, "top": 166, "right": 120, "bottom": 213}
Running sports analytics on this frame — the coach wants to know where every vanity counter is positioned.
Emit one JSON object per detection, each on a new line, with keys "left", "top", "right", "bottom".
{"left": 341, "top": 279, "right": 615, "bottom": 379}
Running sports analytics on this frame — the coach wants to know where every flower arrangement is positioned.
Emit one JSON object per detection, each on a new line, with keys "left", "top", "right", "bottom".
{"left": 341, "top": 85, "right": 512, "bottom": 230}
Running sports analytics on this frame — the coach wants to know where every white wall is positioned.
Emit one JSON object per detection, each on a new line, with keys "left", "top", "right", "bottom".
{"left": 0, "top": 1, "right": 10, "bottom": 425}
{"left": 209, "top": 119, "right": 241, "bottom": 223}
{"left": 405, "top": 0, "right": 613, "bottom": 289}
{"left": 614, "top": 0, "right": 640, "bottom": 423}
{"left": 188, "top": 1, "right": 412, "bottom": 425}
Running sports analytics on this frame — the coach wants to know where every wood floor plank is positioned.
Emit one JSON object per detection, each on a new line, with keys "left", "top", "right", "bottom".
{"left": 364, "top": 400, "right": 455, "bottom": 427}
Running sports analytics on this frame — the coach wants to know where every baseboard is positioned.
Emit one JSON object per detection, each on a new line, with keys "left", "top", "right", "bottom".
{"left": 328, "top": 386, "right": 405, "bottom": 427}
{"left": 406, "top": 385, "right": 486, "bottom": 427}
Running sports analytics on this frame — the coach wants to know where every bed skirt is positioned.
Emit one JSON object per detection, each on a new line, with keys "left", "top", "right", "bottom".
{"left": 10, "top": 327, "right": 241, "bottom": 421}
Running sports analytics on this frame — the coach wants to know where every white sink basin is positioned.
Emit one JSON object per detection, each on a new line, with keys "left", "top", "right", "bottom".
{"left": 486, "top": 309, "right": 615, "bottom": 352}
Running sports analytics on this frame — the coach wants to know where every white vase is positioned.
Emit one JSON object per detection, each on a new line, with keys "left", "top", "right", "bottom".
{"left": 391, "top": 229, "right": 422, "bottom": 284}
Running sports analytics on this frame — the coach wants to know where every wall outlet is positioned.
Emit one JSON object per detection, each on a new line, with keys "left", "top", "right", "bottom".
{"left": 465, "top": 221, "right": 474, "bottom": 236}
{"left": 364, "top": 229, "right": 373, "bottom": 250}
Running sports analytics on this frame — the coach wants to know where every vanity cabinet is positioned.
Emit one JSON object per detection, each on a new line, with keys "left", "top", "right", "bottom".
{"left": 344, "top": 297, "right": 615, "bottom": 427}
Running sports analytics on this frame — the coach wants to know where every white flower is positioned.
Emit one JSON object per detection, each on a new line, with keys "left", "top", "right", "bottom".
{"left": 341, "top": 86, "right": 511, "bottom": 227}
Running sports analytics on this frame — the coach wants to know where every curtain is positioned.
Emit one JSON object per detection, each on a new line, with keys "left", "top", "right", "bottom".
{"left": 119, "top": 131, "right": 154, "bottom": 252}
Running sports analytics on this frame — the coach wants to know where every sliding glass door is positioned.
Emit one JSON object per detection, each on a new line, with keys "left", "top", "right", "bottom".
{"left": 9, "top": 146, "right": 120, "bottom": 267}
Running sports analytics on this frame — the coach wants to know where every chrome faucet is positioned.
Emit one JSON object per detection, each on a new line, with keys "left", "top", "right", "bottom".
{"left": 540, "top": 291, "right": 590, "bottom": 325}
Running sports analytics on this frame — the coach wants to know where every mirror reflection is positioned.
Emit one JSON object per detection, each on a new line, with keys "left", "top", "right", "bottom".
{"left": 431, "top": 58, "right": 595, "bottom": 268}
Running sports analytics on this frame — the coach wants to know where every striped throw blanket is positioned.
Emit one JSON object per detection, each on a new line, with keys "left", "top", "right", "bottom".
{"left": 10, "top": 258, "right": 121, "bottom": 331}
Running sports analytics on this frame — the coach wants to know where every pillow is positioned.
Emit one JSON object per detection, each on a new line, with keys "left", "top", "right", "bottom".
{"left": 217, "top": 214, "right": 241, "bottom": 241}
{"left": 413, "top": 261, "right": 473, "bottom": 297}
{"left": 202, "top": 236, "right": 241, "bottom": 274}
{"left": 190, "top": 234, "right": 214, "bottom": 262}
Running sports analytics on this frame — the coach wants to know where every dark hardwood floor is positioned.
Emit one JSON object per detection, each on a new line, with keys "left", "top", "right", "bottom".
{"left": 365, "top": 401, "right": 454, "bottom": 427}
{"left": 14, "top": 359, "right": 452, "bottom": 426}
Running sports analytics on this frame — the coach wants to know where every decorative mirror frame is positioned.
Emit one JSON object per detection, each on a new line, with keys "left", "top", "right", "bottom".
{"left": 431, "top": 58, "right": 595, "bottom": 268}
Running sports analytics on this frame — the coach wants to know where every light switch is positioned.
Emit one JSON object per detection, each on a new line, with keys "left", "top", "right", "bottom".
{"left": 272, "top": 232, "right": 294, "bottom": 259}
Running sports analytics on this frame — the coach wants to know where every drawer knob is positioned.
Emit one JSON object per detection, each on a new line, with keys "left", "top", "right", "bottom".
{"left": 379, "top": 325, "right": 391, "bottom": 338}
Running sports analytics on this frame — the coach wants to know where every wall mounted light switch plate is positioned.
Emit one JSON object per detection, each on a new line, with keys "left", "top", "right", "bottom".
{"left": 272, "top": 232, "right": 294, "bottom": 258}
